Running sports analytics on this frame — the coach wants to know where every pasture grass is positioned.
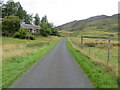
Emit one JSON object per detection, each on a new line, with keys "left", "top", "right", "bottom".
{"left": 2, "top": 36, "right": 59, "bottom": 60}
{"left": 77, "top": 30, "right": 118, "bottom": 39}
{"left": 70, "top": 37, "right": 118, "bottom": 67}
{"left": 66, "top": 39, "right": 118, "bottom": 88}
{"left": 2, "top": 36, "right": 60, "bottom": 88}
{"left": 69, "top": 37, "right": 118, "bottom": 80}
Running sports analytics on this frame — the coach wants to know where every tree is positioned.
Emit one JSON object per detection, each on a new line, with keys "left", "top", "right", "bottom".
{"left": 41, "top": 15, "right": 48, "bottom": 23}
{"left": 40, "top": 15, "right": 59, "bottom": 36}
{"left": 0, "top": 0, "right": 3, "bottom": 18}
{"left": 47, "top": 23, "right": 59, "bottom": 36}
{"left": 2, "top": 15, "right": 21, "bottom": 36}
{"left": 40, "top": 15, "right": 50, "bottom": 36}
{"left": 40, "top": 22, "right": 49, "bottom": 36}
{"left": 2, "top": 0, "right": 26, "bottom": 19}
{"left": 2, "top": 1, "right": 16, "bottom": 17}
{"left": 51, "top": 28, "right": 59, "bottom": 36}
{"left": 34, "top": 13, "right": 40, "bottom": 25}
{"left": 15, "top": 2, "right": 26, "bottom": 19}
{"left": 24, "top": 13, "right": 33, "bottom": 24}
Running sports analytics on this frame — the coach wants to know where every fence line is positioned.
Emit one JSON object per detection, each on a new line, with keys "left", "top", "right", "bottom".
{"left": 68, "top": 35, "right": 111, "bottom": 64}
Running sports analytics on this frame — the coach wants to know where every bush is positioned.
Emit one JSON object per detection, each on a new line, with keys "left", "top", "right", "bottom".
{"left": 15, "top": 28, "right": 28, "bottom": 38}
{"left": 2, "top": 15, "right": 21, "bottom": 36}
{"left": 15, "top": 28, "right": 35, "bottom": 40}
{"left": 51, "top": 28, "right": 60, "bottom": 36}
{"left": 25, "top": 36, "right": 35, "bottom": 40}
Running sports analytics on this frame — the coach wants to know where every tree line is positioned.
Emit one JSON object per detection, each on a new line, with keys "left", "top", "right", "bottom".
{"left": 1, "top": 0, "right": 59, "bottom": 38}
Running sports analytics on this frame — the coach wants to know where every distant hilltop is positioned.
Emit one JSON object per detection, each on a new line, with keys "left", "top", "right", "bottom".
{"left": 56, "top": 14, "right": 119, "bottom": 32}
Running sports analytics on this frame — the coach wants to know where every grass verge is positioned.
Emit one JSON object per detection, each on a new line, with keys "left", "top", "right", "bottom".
{"left": 66, "top": 39, "right": 118, "bottom": 88}
{"left": 2, "top": 39, "right": 60, "bottom": 88}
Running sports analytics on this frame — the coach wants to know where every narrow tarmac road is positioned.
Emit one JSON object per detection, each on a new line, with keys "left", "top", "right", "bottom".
{"left": 11, "top": 38, "right": 93, "bottom": 88}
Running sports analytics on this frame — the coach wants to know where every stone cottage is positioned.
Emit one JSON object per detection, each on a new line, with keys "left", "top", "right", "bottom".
{"left": 21, "top": 23, "right": 40, "bottom": 33}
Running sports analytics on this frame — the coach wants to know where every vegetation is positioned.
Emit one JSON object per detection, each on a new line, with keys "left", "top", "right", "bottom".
{"left": 14, "top": 28, "right": 35, "bottom": 40}
{"left": 59, "top": 30, "right": 73, "bottom": 37}
{"left": 64, "top": 17, "right": 119, "bottom": 87}
{"left": 68, "top": 36, "right": 118, "bottom": 76}
{"left": 2, "top": 15, "right": 21, "bottom": 37}
{"left": 56, "top": 14, "right": 118, "bottom": 32}
{"left": 2, "top": 0, "right": 32, "bottom": 23}
{"left": 40, "top": 15, "right": 59, "bottom": 37}
{"left": 66, "top": 39, "right": 118, "bottom": 88}
{"left": 34, "top": 13, "right": 40, "bottom": 25}
{"left": 2, "top": 36, "right": 60, "bottom": 88}
{"left": 2, "top": 0, "right": 60, "bottom": 38}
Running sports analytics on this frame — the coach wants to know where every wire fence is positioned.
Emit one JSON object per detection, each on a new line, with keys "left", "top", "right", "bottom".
{"left": 68, "top": 35, "right": 118, "bottom": 66}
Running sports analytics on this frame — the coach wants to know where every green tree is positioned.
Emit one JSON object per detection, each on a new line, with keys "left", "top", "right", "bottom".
{"left": 24, "top": 13, "right": 33, "bottom": 24}
{"left": 34, "top": 13, "right": 40, "bottom": 25}
{"left": 2, "top": 0, "right": 26, "bottom": 19}
{"left": 40, "top": 15, "right": 50, "bottom": 36}
{"left": 40, "top": 15, "right": 59, "bottom": 36}
{"left": 0, "top": 0, "right": 3, "bottom": 18}
{"left": 48, "top": 23, "right": 59, "bottom": 36}
{"left": 2, "top": 0, "right": 16, "bottom": 17}
{"left": 41, "top": 15, "right": 48, "bottom": 23}
{"left": 15, "top": 2, "right": 26, "bottom": 19}
{"left": 2, "top": 15, "right": 21, "bottom": 36}
{"left": 40, "top": 22, "right": 49, "bottom": 36}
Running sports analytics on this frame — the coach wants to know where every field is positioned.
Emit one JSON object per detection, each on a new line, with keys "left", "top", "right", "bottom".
{"left": 67, "top": 30, "right": 119, "bottom": 87}
{"left": 66, "top": 39, "right": 118, "bottom": 88}
{"left": 68, "top": 35, "right": 118, "bottom": 76}
{"left": 2, "top": 37, "right": 60, "bottom": 60}
{"left": 2, "top": 36, "right": 60, "bottom": 88}
{"left": 59, "top": 30, "right": 73, "bottom": 37}
{"left": 77, "top": 30, "right": 118, "bottom": 39}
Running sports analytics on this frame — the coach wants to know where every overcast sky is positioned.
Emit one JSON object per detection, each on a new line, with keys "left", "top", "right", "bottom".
{"left": 4, "top": 0, "right": 119, "bottom": 26}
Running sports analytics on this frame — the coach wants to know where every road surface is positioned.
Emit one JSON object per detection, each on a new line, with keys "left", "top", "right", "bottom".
{"left": 11, "top": 38, "right": 93, "bottom": 88}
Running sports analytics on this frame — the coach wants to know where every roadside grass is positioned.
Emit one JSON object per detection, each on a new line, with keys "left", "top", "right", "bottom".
{"left": 2, "top": 36, "right": 59, "bottom": 60}
{"left": 2, "top": 37, "right": 60, "bottom": 88}
{"left": 66, "top": 39, "right": 118, "bottom": 88}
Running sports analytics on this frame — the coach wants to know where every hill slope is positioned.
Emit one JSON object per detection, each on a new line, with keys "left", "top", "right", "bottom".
{"left": 56, "top": 14, "right": 118, "bottom": 32}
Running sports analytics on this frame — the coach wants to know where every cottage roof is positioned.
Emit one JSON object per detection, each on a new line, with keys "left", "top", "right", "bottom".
{"left": 21, "top": 24, "right": 40, "bottom": 29}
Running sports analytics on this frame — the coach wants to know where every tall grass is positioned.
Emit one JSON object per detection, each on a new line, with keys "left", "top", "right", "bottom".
{"left": 2, "top": 36, "right": 60, "bottom": 88}
{"left": 69, "top": 37, "right": 118, "bottom": 77}
{"left": 66, "top": 39, "right": 118, "bottom": 88}
{"left": 2, "top": 36, "right": 59, "bottom": 60}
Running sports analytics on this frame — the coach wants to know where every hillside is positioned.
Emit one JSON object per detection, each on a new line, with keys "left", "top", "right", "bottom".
{"left": 56, "top": 14, "right": 118, "bottom": 32}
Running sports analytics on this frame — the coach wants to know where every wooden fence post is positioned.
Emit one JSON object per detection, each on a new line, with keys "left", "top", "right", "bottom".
{"left": 89, "top": 47, "right": 91, "bottom": 55}
{"left": 81, "top": 35, "right": 83, "bottom": 49}
{"left": 107, "top": 36, "right": 111, "bottom": 64}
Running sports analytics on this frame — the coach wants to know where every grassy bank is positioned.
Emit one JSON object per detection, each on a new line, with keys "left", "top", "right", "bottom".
{"left": 2, "top": 37, "right": 60, "bottom": 88}
{"left": 66, "top": 39, "right": 118, "bottom": 88}
{"left": 69, "top": 37, "right": 118, "bottom": 77}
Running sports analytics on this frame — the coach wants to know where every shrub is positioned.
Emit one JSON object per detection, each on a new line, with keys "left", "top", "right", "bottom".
{"left": 25, "top": 36, "right": 35, "bottom": 40}
{"left": 2, "top": 15, "right": 21, "bottom": 36}
{"left": 15, "top": 28, "right": 28, "bottom": 38}
{"left": 15, "top": 28, "right": 35, "bottom": 40}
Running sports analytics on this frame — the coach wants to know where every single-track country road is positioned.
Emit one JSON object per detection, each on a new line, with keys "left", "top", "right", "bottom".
{"left": 11, "top": 38, "right": 93, "bottom": 88}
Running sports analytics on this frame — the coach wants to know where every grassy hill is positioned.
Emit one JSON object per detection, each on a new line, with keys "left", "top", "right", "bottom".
{"left": 56, "top": 14, "right": 118, "bottom": 32}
